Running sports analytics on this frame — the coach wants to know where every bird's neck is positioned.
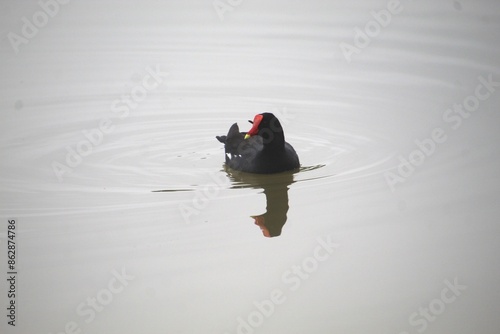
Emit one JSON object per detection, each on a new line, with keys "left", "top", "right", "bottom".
{"left": 263, "top": 131, "right": 285, "bottom": 151}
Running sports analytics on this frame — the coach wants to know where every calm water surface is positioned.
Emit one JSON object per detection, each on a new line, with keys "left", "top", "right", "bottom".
{"left": 1, "top": 1, "right": 500, "bottom": 333}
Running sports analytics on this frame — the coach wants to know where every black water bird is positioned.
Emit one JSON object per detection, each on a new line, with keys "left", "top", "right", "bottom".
{"left": 216, "top": 113, "right": 300, "bottom": 173}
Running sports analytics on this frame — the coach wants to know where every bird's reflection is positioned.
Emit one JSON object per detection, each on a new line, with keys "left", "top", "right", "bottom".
{"left": 223, "top": 166, "right": 296, "bottom": 238}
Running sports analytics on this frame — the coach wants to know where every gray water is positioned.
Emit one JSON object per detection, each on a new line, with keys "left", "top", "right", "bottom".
{"left": 1, "top": 1, "right": 500, "bottom": 333}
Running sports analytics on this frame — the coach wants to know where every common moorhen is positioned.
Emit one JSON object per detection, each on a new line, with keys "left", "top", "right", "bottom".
{"left": 216, "top": 113, "right": 300, "bottom": 173}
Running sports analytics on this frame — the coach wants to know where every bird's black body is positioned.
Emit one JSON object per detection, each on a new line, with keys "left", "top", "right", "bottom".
{"left": 216, "top": 113, "right": 300, "bottom": 174}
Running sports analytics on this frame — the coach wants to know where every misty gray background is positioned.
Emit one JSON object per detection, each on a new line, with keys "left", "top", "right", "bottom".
{"left": 1, "top": 1, "right": 500, "bottom": 334}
